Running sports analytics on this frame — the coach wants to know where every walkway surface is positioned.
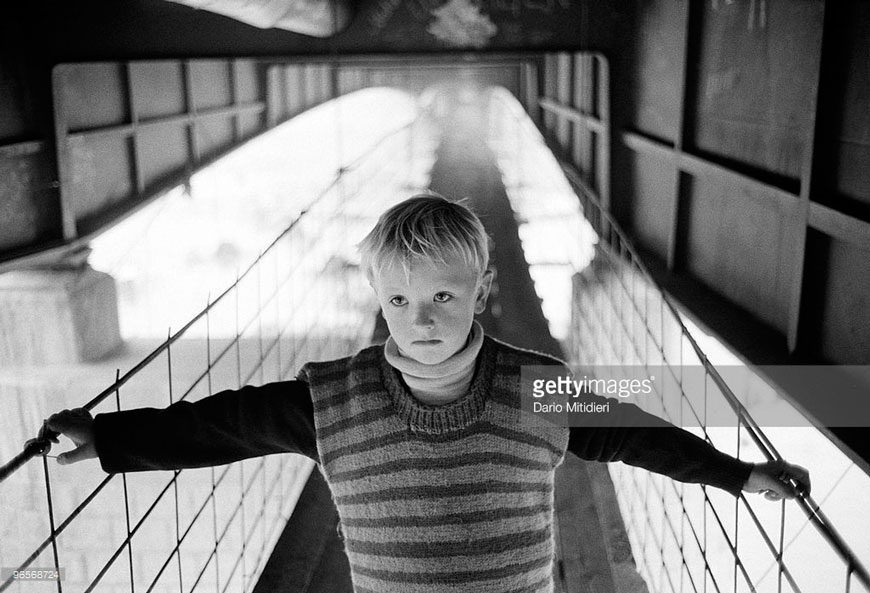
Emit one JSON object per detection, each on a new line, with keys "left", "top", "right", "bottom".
{"left": 254, "top": 97, "right": 642, "bottom": 593}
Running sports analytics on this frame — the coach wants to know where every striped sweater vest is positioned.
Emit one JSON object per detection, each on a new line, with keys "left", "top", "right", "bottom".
{"left": 299, "top": 335, "right": 570, "bottom": 593}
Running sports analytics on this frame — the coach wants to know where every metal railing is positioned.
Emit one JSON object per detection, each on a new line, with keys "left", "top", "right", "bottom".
{"left": 487, "top": 79, "right": 870, "bottom": 593}
{"left": 0, "top": 110, "right": 434, "bottom": 593}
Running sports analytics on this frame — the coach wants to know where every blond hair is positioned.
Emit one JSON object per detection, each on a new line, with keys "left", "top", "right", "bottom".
{"left": 358, "top": 194, "right": 490, "bottom": 280}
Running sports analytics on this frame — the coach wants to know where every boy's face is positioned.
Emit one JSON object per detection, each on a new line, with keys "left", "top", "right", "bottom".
{"left": 371, "top": 256, "right": 492, "bottom": 365}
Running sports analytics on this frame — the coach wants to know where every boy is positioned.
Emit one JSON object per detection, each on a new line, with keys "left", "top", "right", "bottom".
{"left": 48, "top": 195, "right": 809, "bottom": 593}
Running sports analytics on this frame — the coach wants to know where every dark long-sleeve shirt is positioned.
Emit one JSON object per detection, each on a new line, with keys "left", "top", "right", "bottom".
{"left": 94, "top": 379, "right": 753, "bottom": 496}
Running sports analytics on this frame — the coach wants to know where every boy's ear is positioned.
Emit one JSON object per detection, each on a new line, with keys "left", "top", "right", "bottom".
{"left": 474, "top": 270, "right": 494, "bottom": 314}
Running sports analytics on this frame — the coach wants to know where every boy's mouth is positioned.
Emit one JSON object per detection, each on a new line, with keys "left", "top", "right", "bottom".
{"left": 413, "top": 339, "right": 442, "bottom": 345}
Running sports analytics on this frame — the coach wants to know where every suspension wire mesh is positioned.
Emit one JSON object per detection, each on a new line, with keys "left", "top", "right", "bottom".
{"left": 0, "top": 110, "right": 437, "bottom": 593}
{"left": 486, "top": 86, "right": 870, "bottom": 593}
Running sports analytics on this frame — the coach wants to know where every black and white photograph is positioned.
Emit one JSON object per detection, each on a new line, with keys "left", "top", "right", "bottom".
{"left": 1, "top": 1, "right": 868, "bottom": 592}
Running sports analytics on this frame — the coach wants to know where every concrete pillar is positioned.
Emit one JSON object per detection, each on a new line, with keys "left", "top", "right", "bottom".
{"left": 0, "top": 265, "right": 122, "bottom": 366}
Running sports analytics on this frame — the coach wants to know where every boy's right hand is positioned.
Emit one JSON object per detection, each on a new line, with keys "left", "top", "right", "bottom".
{"left": 45, "top": 408, "right": 97, "bottom": 465}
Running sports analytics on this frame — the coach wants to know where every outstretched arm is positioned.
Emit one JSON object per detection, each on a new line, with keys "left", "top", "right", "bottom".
{"left": 46, "top": 381, "right": 318, "bottom": 473}
{"left": 567, "top": 402, "right": 810, "bottom": 498}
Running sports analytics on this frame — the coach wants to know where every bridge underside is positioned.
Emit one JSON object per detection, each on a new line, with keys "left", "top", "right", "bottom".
{"left": 0, "top": 56, "right": 532, "bottom": 272}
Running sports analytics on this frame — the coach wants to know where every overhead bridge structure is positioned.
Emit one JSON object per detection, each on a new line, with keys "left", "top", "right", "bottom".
{"left": 1, "top": 1, "right": 870, "bottom": 592}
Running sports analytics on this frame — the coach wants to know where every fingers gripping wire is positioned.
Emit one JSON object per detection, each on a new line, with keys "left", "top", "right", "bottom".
{"left": 761, "top": 468, "right": 811, "bottom": 502}
{"left": 24, "top": 420, "right": 61, "bottom": 459}
{"left": 754, "top": 463, "right": 853, "bottom": 588}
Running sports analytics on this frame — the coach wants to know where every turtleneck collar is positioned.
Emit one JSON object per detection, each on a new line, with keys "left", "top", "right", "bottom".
{"left": 384, "top": 320, "right": 484, "bottom": 405}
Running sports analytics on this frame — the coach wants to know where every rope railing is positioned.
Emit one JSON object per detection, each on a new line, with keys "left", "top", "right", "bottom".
{"left": 0, "top": 113, "right": 431, "bottom": 593}
{"left": 486, "top": 80, "right": 870, "bottom": 593}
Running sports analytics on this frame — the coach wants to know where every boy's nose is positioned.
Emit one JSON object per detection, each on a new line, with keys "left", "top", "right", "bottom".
{"left": 412, "top": 305, "right": 435, "bottom": 329}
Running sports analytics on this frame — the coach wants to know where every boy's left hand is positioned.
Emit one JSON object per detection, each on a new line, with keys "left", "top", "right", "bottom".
{"left": 743, "top": 460, "right": 811, "bottom": 501}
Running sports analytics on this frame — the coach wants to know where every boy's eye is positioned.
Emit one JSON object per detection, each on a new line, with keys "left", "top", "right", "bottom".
{"left": 389, "top": 296, "right": 407, "bottom": 306}
{"left": 434, "top": 293, "right": 452, "bottom": 303}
